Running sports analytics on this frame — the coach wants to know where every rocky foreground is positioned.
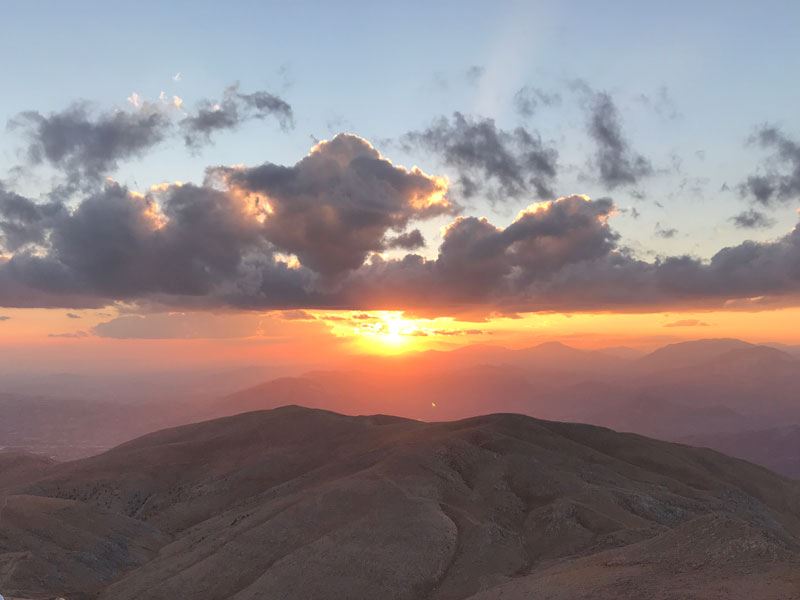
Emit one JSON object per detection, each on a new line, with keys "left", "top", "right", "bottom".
{"left": 1, "top": 405, "right": 799, "bottom": 599}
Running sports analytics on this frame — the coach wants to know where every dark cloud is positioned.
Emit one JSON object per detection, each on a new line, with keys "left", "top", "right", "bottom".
{"left": 3, "top": 137, "right": 800, "bottom": 316}
{"left": 8, "top": 102, "right": 170, "bottom": 186}
{"left": 0, "top": 315, "right": 9, "bottom": 321}
{"left": 740, "top": 126, "right": 800, "bottom": 205}
{"left": 626, "top": 207, "right": 641, "bottom": 219}
{"left": 0, "top": 186, "right": 66, "bottom": 251}
{"left": 65, "top": 312, "right": 81, "bottom": 319}
{"left": 7, "top": 84, "right": 293, "bottom": 189}
{"left": 349, "top": 195, "right": 800, "bottom": 314}
{"left": 354, "top": 195, "right": 621, "bottom": 307}
{"left": 513, "top": 86, "right": 562, "bottom": 118}
{"left": 568, "top": 80, "right": 655, "bottom": 189}
{"left": 218, "top": 134, "right": 453, "bottom": 276}
{"left": 385, "top": 229, "right": 425, "bottom": 250}
{"left": 402, "top": 112, "right": 558, "bottom": 201}
{"left": 655, "top": 223, "right": 678, "bottom": 239}
{"left": 731, "top": 209, "right": 776, "bottom": 230}
{"left": 0, "top": 135, "right": 451, "bottom": 309}
{"left": 577, "top": 86, "right": 653, "bottom": 189}
{"left": 181, "top": 84, "right": 293, "bottom": 149}
{"left": 663, "top": 319, "right": 710, "bottom": 328}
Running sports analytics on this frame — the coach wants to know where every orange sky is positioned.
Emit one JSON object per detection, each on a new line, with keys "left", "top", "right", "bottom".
{"left": 3, "top": 305, "right": 800, "bottom": 374}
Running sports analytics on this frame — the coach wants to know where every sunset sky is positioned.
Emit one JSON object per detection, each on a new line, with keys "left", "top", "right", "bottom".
{"left": 2, "top": 0, "right": 800, "bottom": 371}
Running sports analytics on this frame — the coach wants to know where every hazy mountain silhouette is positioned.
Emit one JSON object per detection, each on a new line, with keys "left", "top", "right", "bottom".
{"left": 2, "top": 338, "right": 799, "bottom": 478}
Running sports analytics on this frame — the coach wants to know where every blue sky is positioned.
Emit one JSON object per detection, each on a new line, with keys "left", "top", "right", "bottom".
{"left": 2, "top": 0, "right": 800, "bottom": 260}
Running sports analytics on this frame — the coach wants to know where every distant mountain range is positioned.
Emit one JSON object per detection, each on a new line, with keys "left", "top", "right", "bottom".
{"left": 2, "top": 338, "right": 799, "bottom": 478}
{"left": 2, "top": 406, "right": 800, "bottom": 599}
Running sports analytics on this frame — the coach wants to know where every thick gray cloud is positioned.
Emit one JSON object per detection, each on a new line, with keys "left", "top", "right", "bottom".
{"left": 349, "top": 195, "right": 800, "bottom": 314}
{"left": 0, "top": 135, "right": 451, "bottom": 309}
{"left": 740, "top": 126, "right": 800, "bottom": 205}
{"left": 0, "top": 186, "right": 65, "bottom": 251}
{"left": 513, "top": 86, "right": 562, "bottom": 118}
{"left": 402, "top": 112, "right": 559, "bottom": 200}
{"left": 181, "top": 84, "right": 293, "bottom": 149}
{"left": 731, "top": 208, "right": 776, "bottom": 229}
{"left": 385, "top": 229, "right": 426, "bottom": 250}
{"left": 2, "top": 138, "right": 800, "bottom": 315}
{"left": 218, "top": 134, "right": 453, "bottom": 276}
{"left": 8, "top": 102, "right": 170, "bottom": 186}
{"left": 584, "top": 90, "right": 653, "bottom": 189}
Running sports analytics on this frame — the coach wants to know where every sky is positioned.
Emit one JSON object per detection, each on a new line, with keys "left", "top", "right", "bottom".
{"left": 2, "top": 0, "right": 800, "bottom": 370}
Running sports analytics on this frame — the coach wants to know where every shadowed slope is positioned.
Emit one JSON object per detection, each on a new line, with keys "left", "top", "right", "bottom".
{"left": 12, "top": 405, "right": 800, "bottom": 600}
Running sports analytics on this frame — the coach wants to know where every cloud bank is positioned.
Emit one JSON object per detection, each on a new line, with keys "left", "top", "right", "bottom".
{"left": 2, "top": 130, "right": 800, "bottom": 316}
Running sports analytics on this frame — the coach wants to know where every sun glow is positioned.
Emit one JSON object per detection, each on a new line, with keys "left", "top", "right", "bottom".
{"left": 354, "top": 312, "right": 422, "bottom": 352}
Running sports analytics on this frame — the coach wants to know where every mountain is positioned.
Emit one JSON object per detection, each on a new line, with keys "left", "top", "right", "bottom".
{"left": 595, "top": 345, "right": 646, "bottom": 360}
{"left": 636, "top": 344, "right": 800, "bottom": 419}
{"left": 635, "top": 338, "right": 758, "bottom": 373}
{"left": 212, "top": 364, "right": 557, "bottom": 422}
{"left": 3, "top": 338, "right": 800, "bottom": 468}
{"left": 0, "top": 495, "right": 166, "bottom": 600}
{"left": 0, "top": 450, "right": 55, "bottom": 489}
{"left": 5, "top": 405, "right": 800, "bottom": 599}
{"left": 685, "top": 425, "right": 800, "bottom": 479}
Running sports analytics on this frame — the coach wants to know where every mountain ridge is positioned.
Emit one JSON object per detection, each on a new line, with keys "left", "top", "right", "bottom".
{"left": 2, "top": 405, "right": 799, "bottom": 599}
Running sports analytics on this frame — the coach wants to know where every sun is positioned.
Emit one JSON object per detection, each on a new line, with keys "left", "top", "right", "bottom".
{"left": 345, "top": 311, "right": 425, "bottom": 354}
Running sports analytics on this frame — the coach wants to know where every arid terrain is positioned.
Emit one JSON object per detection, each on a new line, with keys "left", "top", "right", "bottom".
{"left": 1, "top": 405, "right": 799, "bottom": 599}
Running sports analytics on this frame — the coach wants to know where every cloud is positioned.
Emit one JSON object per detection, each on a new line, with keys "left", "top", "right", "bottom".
{"left": 48, "top": 330, "right": 90, "bottom": 338}
{"left": 351, "top": 195, "right": 800, "bottom": 314}
{"left": 577, "top": 85, "right": 653, "bottom": 189}
{"left": 65, "top": 312, "right": 81, "bottom": 319}
{"left": 740, "top": 126, "right": 800, "bottom": 205}
{"left": 385, "top": 229, "right": 425, "bottom": 250}
{"left": 218, "top": 134, "right": 453, "bottom": 276}
{"left": 663, "top": 319, "right": 710, "bottom": 328}
{"left": 7, "top": 84, "right": 293, "bottom": 188}
{"left": 731, "top": 208, "right": 776, "bottom": 229}
{"left": 636, "top": 86, "right": 680, "bottom": 121}
{"left": 275, "top": 309, "right": 316, "bottom": 321}
{"left": 8, "top": 102, "right": 170, "bottom": 186}
{"left": 402, "top": 112, "right": 558, "bottom": 200}
{"left": 464, "top": 65, "right": 485, "bottom": 86}
{"left": 513, "top": 86, "right": 562, "bottom": 118}
{"left": 0, "top": 135, "right": 451, "bottom": 309}
{"left": 655, "top": 222, "right": 678, "bottom": 239}
{"left": 0, "top": 315, "right": 9, "bottom": 321}
{"left": 181, "top": 84, "right": 293, "bottom": 149}
{"left": 92, "top": 312, "right": 263, "bottom": 339}
{"left": 0, "top": 186, "right": 66, "bottom": 251}
{"left": 3, "top": 136, "right": 800, "bottom": 316}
